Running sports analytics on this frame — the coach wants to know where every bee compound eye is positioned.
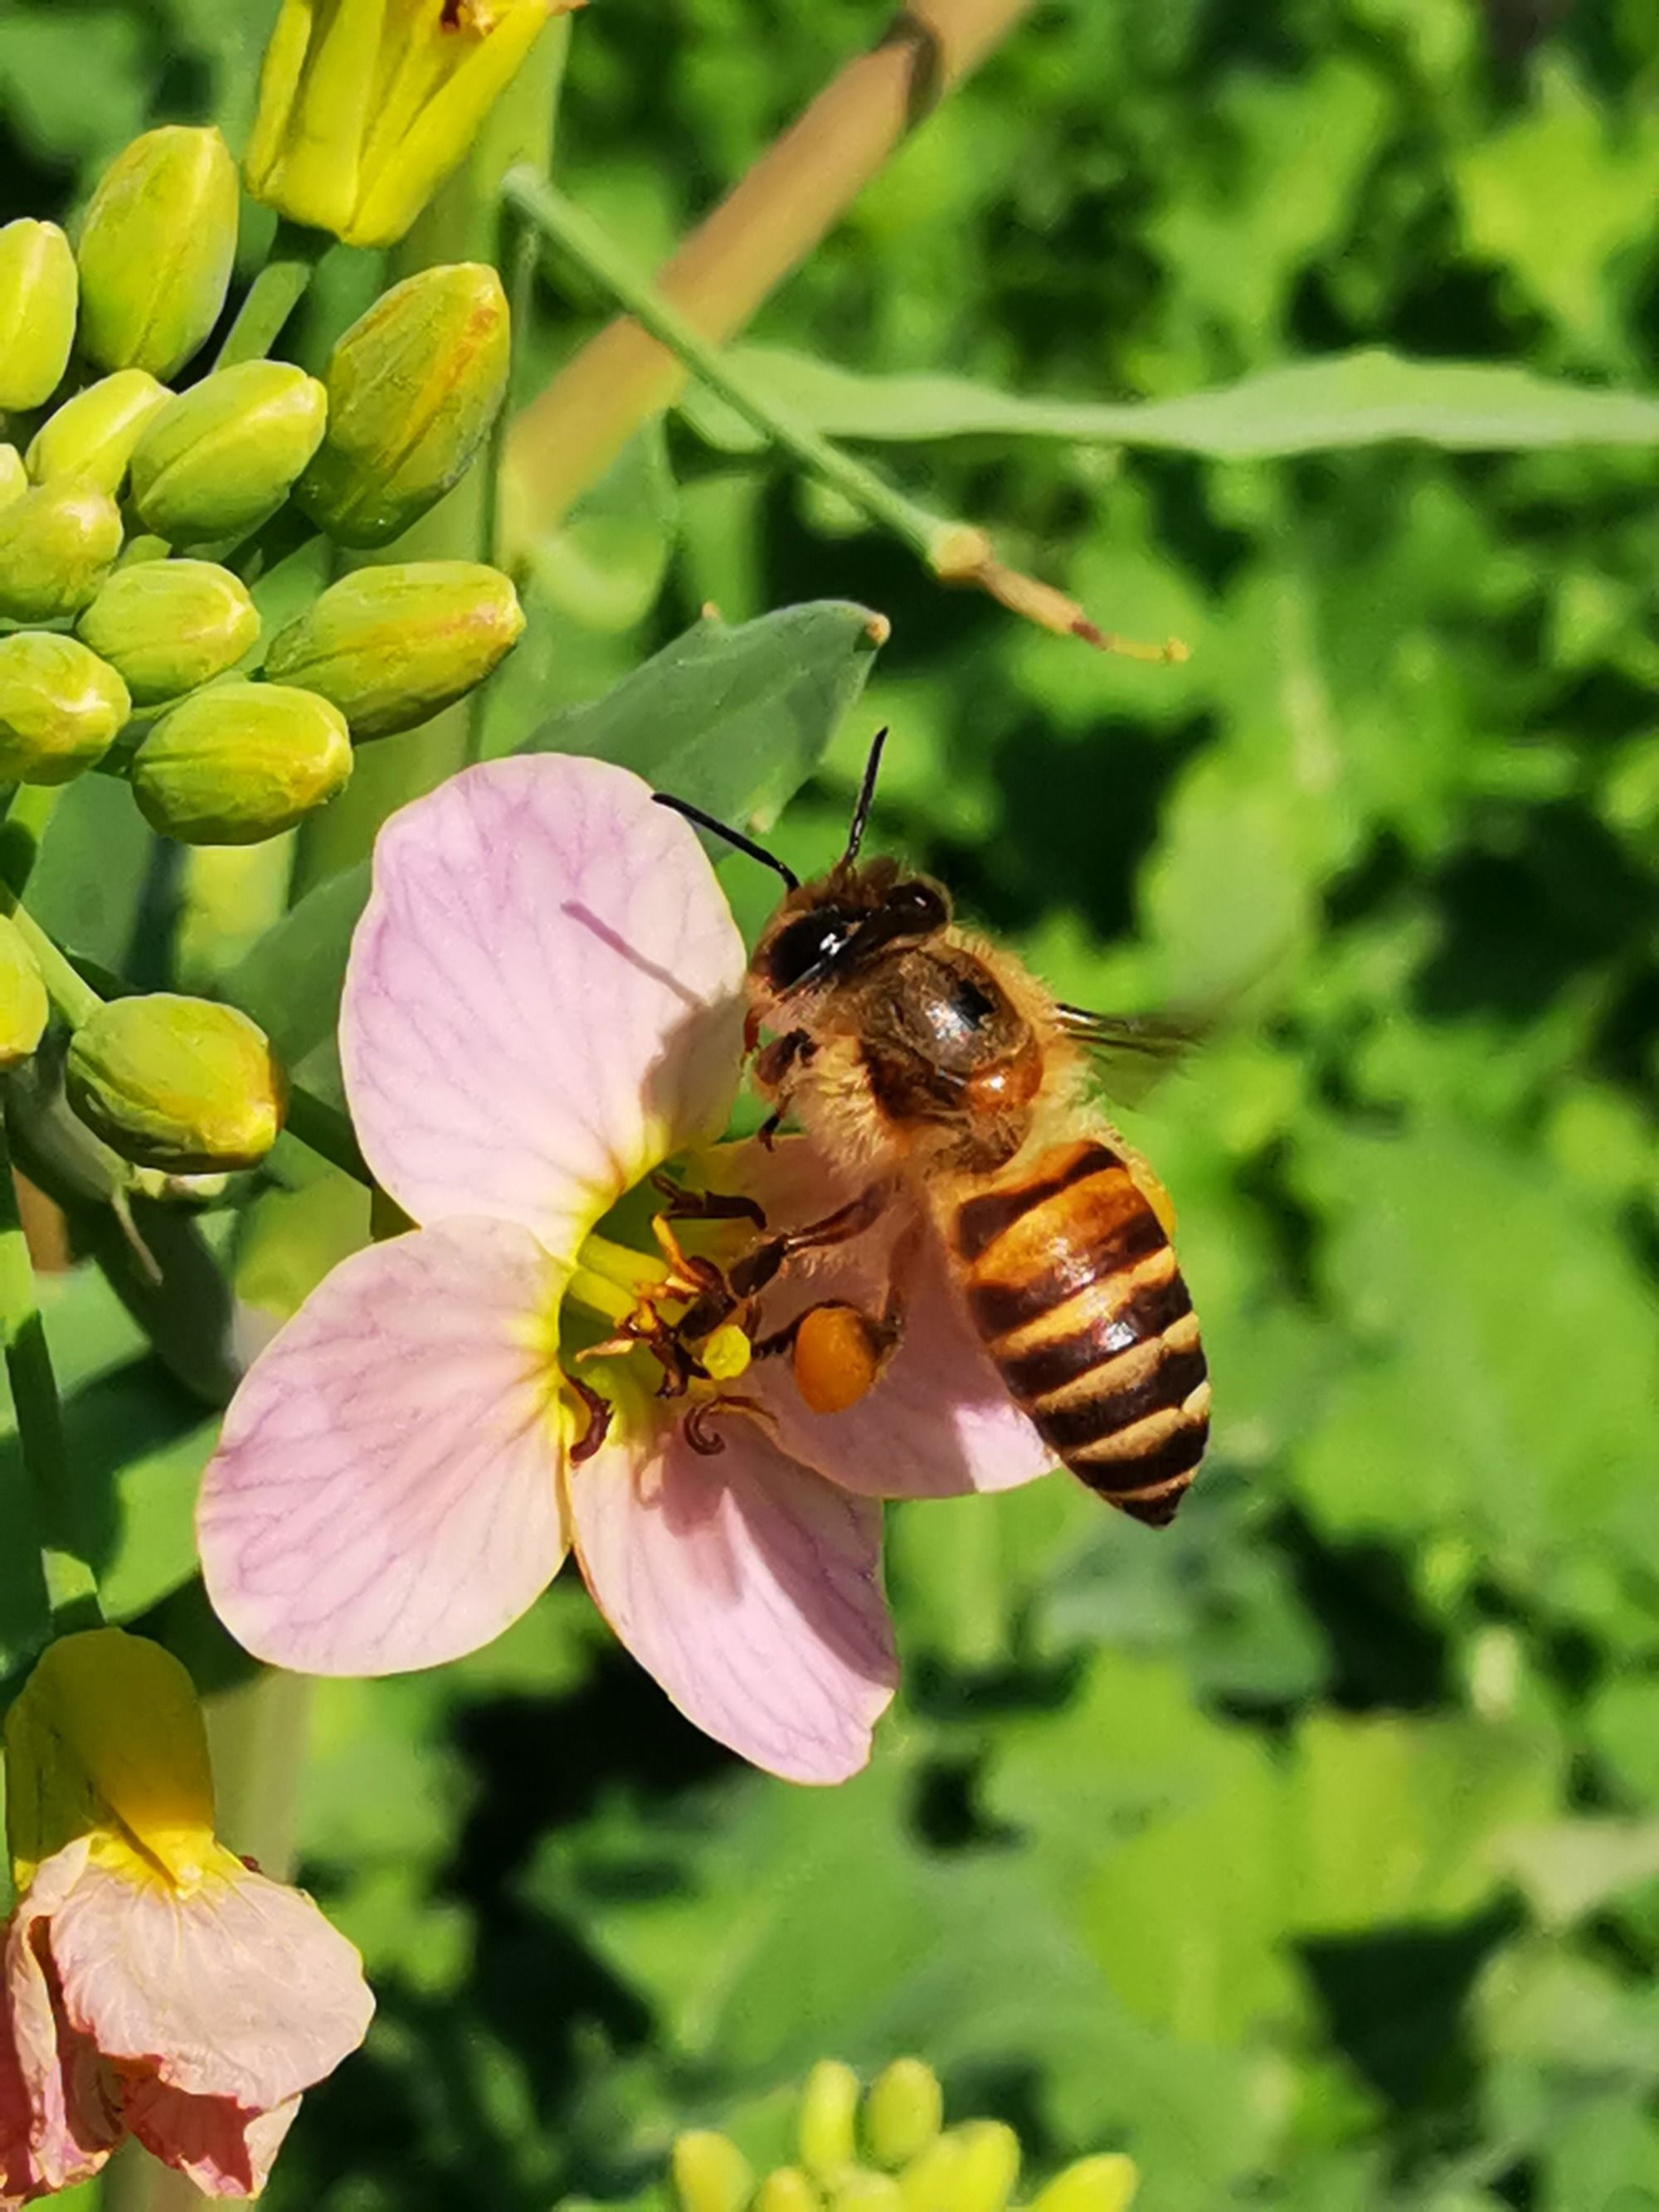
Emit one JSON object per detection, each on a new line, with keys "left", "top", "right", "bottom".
{"left": 765, "top": 908, "right": 859, "bottom": 989}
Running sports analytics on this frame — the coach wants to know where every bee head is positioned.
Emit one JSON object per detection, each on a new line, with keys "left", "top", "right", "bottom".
{"left": 755, "top": 865, "right": 951, "bottom": 997}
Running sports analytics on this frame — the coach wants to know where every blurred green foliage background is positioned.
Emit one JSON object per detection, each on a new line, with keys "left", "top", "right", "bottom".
{"left": 2, "top": 1, "right": 1657, "bottom": 2207}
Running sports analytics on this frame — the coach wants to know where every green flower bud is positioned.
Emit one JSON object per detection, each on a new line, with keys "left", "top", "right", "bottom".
{"left": 0, "top": 220, "right": 77, "bottom": 411}
{"left": 0, "top": 482, "right": 124, "bottom": 621}
{"left": 296, "top": 264, "right": 508, "bottom": 548}
{"left": 832, "top": 2180, "right": 904, "bottom": 2212}
{"left": 246, "top": 0, "right": 574, "bottom": 250}
{"left": 0, "top": 633, "right": 130, "bottom": 785}
{"left": 757, "top": 2171, "right": 823, "bottom": 2212}
{"left": 800, "top": 2064, "right": 861, "bottom": 2181}
{"left": 902, "top": 2125, "right": 1018, "bottom": 2212}
{"left": 25, "top": 370, "right": 173, "bottom": 495}
{"left": 129, "top": 361, "right": 328, "bottom": 548}
{"left": 131, "top": 680, "right": 352, "bottom": 844}
{"left": 0, "top": 917, "right": 50, "bottom": 1070}
{"left": 263, "top": 561, "right": 523, "bottom": 739}
{"left": 863, "top": 2062, "right": 943, "bottom": 2171}
{"left": 75, "top": 126, "right": 239, "bottom": 380}
{"left": 78, "top": 560, "right": 260, "bottom": 706}
{"left": 0, "top": 447, "right": 26, "bottom": 513}
{"left": 1029, "top": 2155, "right": 1140, "bottom": 2212}
{"left": 66, "top": 994, "right": 285, "bottom": 1172}
{"left": 670, "top": 2130, "right": 754, "bottom": 2212}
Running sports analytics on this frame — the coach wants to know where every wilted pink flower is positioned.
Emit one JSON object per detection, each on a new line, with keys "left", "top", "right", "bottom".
{"left": 198, "top": 756, "right": 1049, "bottom": 1782}
{"left": 0, "top": 1631, "right": 372, "bottom": 2202}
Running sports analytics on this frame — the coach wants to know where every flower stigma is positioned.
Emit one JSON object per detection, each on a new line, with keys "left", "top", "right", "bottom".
{"left": 552, "top": 1170, "right": 772, "bottom": 1464}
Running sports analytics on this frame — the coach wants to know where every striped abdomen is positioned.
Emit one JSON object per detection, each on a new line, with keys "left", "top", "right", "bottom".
{"left": 949, "top": 1138, "right": 1209, "bottom": 1526}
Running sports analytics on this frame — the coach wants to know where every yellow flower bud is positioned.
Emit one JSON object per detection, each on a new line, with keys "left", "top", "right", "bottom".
{"left": 79, "top": 559, "right": 260, "bottom": 706}
{"left": 0, "top": 916, "right": 49, "bottom": 1070}
{"left": 800, "top": 2063, "right": 861, "bottom": 2181}
{"left": 75, "top": 126, "right": 239, "bottom": 380}
{"left": 757, "top": 2171, "right": 823, "bottom": 2212}
{"left": 0, "top": 633, "right": 130, "bottom": 785}
{"left": 1029, "top": 2155, "right": 1140, "bottom": 2212}
{"left": 246, "top": 0, "right": 577, "bottom": 249}
{"left": 66, "top": 994, "right": 287, "bottom": 1171}
{"left": 263, "top": 560, "right": 523, "bottom": 738}
{"left": 863, "top": 2062, "right": 943, "bottom": 2171}
{"left": 0, "top": 219, "right": 77, "bottom": 411}
{"left": 670, "top": 2130, "right": 754, "bottom": 2212}
{"left": 0, "top": 447, "right": 27, "bottom": 513}
{"left": 901, "top": 2124, "right": 1019, "bottom": 2212}
{"left": 832, "top": 2180, "right": 905, "bottom": 2211}
{"left": 25, "top": 369, "right": 173, "bottom": 496}
{"left": 296, "top": 264, "right": 508, "bottom": 548}
{"left": 0, "top": 481, "right": 124, "bottom": 622}
{"left": 6, "top": 1630, "right": 217, "bottom": 1891}
{"left": 132, "top": 680, "right": 353, "bottom": 845}
{"left": 129, "top": 361, "right": 328, "bottom": 548}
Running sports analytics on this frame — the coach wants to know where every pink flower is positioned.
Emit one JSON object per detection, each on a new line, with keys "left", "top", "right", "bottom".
{"left": 198, "top": 756, "right": 1049, "bottom": 1782}
{"left": 0, "top": 1631, "right": 372, "bottom": 2203}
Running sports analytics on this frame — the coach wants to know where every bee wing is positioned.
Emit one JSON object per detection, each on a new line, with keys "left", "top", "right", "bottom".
{"left": 1054, "top": 1004, "right": 1205, "bottom": 1107}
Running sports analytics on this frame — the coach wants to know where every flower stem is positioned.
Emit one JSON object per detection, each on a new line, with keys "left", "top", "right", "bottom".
{"left": 501, "top": 168, "right": 946, "bottom": 565}
{"left": 0, "top": 887, "right": 100, "bottom": 1027}
{"left": 212, "top": 221, "right": 331, "bottom": 371}
{"left": 0, "top": 1103, "right": 103, "bottom": 1631}
{"left": 502, "top": 0, "right": 1034, "bottom": 531}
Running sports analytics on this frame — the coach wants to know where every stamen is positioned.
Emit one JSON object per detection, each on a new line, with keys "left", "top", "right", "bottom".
{"left": 565, "top": 1372, "right": 613, "bottom": 1462}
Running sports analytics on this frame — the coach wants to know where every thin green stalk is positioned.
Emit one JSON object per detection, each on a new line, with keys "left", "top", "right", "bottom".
{"left": 0, "top": 1104, "right": 103, "bottom": 1630}
{"left": 0, "top": 784, "right": 60, "bottom": 897}
{"left": 0, "top": 890, "right": 100, "bottom": 1028}
{"left": 500, "top": 167, "right": 951, "bottom": 567}
{"left": 284, "top": 1083, "right": 371, "bottom": 1187}
{"left": 468, "top": 198, "right": 540, "bottom": 766}
{"left": 213, "top": 221, "right": 331, "bottom": 371}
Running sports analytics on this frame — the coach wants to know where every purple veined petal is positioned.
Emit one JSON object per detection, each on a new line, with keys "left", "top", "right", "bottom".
{"left": 123, "top": 2081, "right": 299, "bottom": 2200}
{"left": 567, "top": 1416, "right": 898, "bottom": 1786}
{"left": 48, "top": 1848, "right": 372, "bottom": 2112}
{"left": 198, "top": 1218, "right": 569, "bottom": 1676}
{"left": 342, "top": 754, "right": 747, "bottom": 1257}
{"left": 727, "top": 1139, "right": 1058, "bottom": 1500}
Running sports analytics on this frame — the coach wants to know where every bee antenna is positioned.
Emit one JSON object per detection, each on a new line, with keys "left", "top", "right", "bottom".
{"left": 842, "top": 726, "right": 888, "bottom": 866}
{"left": 652, "top": 792, "right": 800, "bottom": 892}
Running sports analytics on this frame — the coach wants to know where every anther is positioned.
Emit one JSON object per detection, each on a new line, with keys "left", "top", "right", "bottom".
{"left": 565, "top": 1372, "right": 613, "bottom": 1462}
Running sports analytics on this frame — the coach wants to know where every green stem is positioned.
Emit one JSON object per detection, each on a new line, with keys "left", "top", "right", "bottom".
{"left": 0, "top": 889, "right": 100, "bottom": 1028}
{"left": 0, "top": 1103, "right": 103, "bottom": 1631}
{"left": 0, "top": 784, "right": 61, "bottom": 897}
{"left": 501, "top": 168, "right": 954, "bottom": 569}
{"left": 213, "top": 222, "right": 331, "bottom": 371}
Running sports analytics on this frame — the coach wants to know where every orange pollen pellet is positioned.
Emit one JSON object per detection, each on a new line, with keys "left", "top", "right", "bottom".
{"left": 791, "top": 1304, "right": 884, "bottom": 1415}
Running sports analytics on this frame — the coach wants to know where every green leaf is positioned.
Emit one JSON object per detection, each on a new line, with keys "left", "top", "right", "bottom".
{"left": 1496, "top": 1821, "right": 1659, "bottom": 1932}
{"left": 682, "top": 346, "right": 1659, "bottom": 458}
{"left": 222, "top": 599, "right": 886, "bottom": 1072}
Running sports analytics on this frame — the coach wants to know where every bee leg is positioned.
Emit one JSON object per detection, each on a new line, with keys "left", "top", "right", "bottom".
{"left": 729, "top": 1180, "right": 893, "bottom": 1299}
{"left": 757, "top": 1218, "right": 923, "bottom": 1416}
{"left": 649, "top": 1171, "right": 767, "bottom": 1231}
{"left": 563, "top": 1373, "right": 615, "bottom": 1462}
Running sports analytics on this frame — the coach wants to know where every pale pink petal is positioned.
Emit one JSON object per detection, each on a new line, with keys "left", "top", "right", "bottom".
{"left": 727, "top": 1140, "right": 1057, "bottom": 1499}
{"left": 124, "top": 2083, "right": 298, "bottom": 2200}
{"left": 50, "top": 1854, "right": 372, "bottom": 2112}
{"left": 3, "top": 1845, "right": 119, "bottom": 2196}
{"left": 568, "top": 1420, "right": 897, "bottom": 1784}
{"left": 198, "top": 1218, "right": 568, "bottom": 1675}
{"left": 343, "top": 755, "right": 747, "bottom": 1255}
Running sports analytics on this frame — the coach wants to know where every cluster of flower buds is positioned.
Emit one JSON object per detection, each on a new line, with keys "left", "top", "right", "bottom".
{"left": 0, "top": 130, "right": 523, "bottom": 849}
{"left": 664, "top": 2060, "right": 1139, "bottom": 2212}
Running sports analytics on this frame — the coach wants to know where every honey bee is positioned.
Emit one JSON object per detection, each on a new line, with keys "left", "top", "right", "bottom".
{"left": 655, "top": 731, "right": 1209, "bottom": 1526}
